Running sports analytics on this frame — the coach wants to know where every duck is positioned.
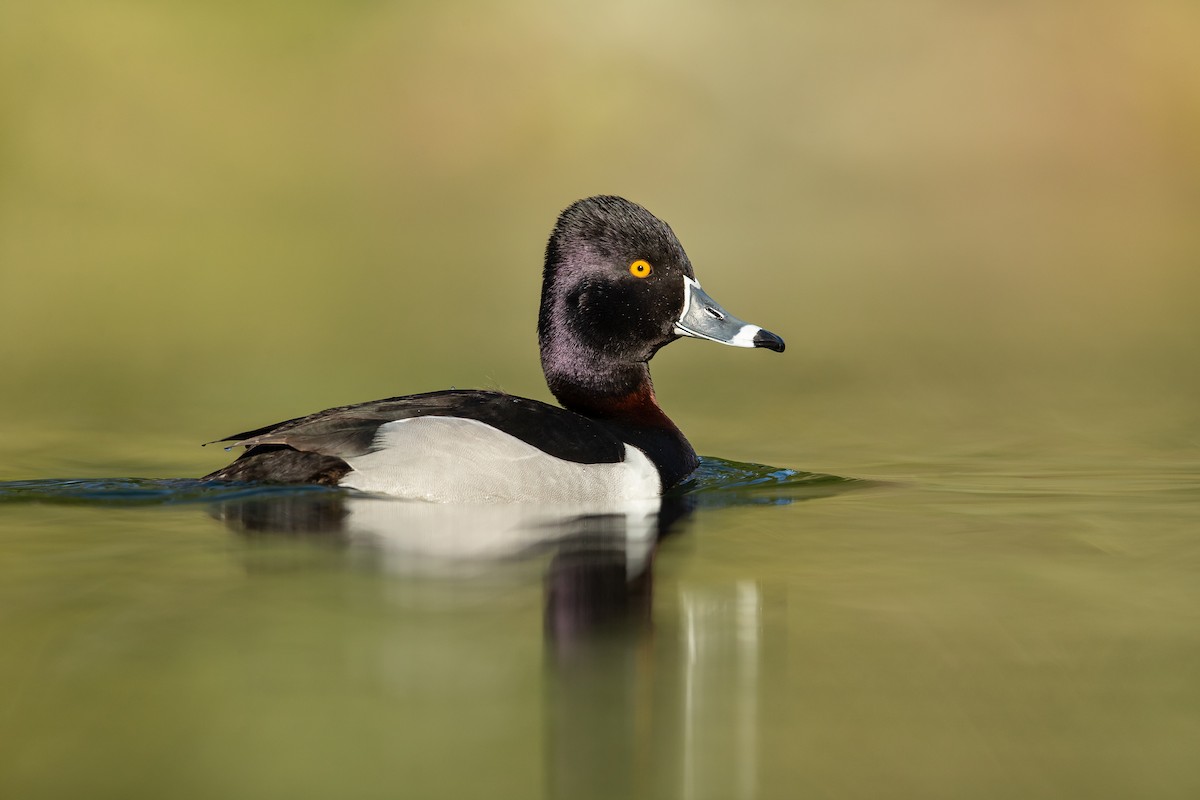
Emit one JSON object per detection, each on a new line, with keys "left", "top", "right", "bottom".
{"left": 202, "top": 196, "right": 784, "bottom": 502}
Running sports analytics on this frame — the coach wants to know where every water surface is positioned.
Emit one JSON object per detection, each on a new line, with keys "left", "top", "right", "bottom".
{"left": 2, "top": 445, "right": 1197, "bottom": 800}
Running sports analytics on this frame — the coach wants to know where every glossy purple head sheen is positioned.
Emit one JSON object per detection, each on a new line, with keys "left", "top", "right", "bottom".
{"left": 538, "top": 197, "right": 697, "bottom": 410}
{"left": 537, "top": 196, "right": 784, "bottom": 421}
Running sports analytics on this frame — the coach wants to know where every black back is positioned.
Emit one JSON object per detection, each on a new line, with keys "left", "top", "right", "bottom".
{"left": 203, "top": 390, "right": 629, "bottom": 485}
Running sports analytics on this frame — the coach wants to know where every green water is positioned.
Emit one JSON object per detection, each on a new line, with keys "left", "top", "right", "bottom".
{"left": 2, "top": 430, "right": 1197, "bottom": 800}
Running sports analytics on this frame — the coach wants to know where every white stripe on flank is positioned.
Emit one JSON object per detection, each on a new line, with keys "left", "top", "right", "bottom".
{"left": 338, "top": 416, "right": 662, "bottom": 503}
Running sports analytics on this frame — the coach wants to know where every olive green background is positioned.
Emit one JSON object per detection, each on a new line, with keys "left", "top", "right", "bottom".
{"left": 1, "top": 0, "right": 1196, "bottom": 479}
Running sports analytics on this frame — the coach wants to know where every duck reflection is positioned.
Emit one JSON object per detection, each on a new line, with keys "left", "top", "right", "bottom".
{"left": 541, "top": 516, "right": 767, "bottom": 800}
{"left": 206, "top": 485, "right": 813, "bottom": 800}
{"left": 210, "top": 490, "right": 693, "bottom": 797}
{"left": 541, "top": 522, "right": 663, "bottom": 799}
{"left": 212, "top": 490, "right": 688, "bottom": 577}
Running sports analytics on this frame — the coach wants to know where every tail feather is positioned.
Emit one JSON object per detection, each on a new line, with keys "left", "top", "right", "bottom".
{"left": 202, "top": 445, "right": 351, "bottom": 486}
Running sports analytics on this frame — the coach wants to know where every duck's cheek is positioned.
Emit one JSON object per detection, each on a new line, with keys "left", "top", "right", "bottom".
{"left": 564, "top": 284, "right": 665, "bottom": 358}
{"left": 565, "top": 285, "right": 624, "bottom": 348}
{"left": 617, "top": 291, "right": 678, "bottom": 351}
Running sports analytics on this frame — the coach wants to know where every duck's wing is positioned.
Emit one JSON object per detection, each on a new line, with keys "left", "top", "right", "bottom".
{"left": 202, "top": 389, "right": 625, "bottom": 485}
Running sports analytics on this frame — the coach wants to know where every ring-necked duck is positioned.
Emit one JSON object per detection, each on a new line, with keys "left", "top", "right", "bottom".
{"left": 203, "top": 196, "right": 784, "bottom": 502}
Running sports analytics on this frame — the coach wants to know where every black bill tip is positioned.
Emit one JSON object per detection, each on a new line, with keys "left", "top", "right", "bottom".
{"left": 752, "top": 328, "right": 785, "bottom": 353}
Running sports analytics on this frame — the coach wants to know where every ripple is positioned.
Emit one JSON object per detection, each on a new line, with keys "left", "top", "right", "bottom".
{"left": 677, "top": 457, "right": 872, "bottom": 507}
{"left": 0, "top": 458, "right": 867, "bottom": 508}
{"left": 0, "top": 478, "right": 338, "bottom": 506}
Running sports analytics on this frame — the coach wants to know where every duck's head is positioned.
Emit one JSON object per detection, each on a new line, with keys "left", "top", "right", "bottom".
{"left": 538, "top": 196, "right": 784, "bottom": 409}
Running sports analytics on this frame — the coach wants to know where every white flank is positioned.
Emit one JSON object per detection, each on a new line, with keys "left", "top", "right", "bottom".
{"left": 338, "top": 416, "right": 662, "bottom": 503}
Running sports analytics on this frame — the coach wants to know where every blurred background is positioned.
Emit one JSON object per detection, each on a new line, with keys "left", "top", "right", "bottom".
{"left": 0, "top": 0, "right": 1197, "bottom": 475}
{"left": 4, "top": 5, "right": 1200, "bottom": 799}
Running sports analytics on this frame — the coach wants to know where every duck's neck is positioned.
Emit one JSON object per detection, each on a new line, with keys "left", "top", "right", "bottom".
{"left": 541, "top": 347, "right": 699, "bottom": 488}
{"left": 541, "top": 341, "right": 661, "bottom": 422}
{"left": 548, "top": 363, "right": 669, "bottom": 427}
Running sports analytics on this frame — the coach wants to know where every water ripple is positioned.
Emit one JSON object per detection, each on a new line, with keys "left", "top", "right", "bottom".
{"left": 0, "top": 478, "right": 338, "bottom": 506}
{"left": 676, "top": 457, "right": 871, "bottom": 507}
{"left": 0, "top": 457, "right": 867, "bottom": 508}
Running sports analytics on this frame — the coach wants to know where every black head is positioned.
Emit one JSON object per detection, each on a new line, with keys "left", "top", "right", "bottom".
{"left": 537, "top": 196, "right": 784, "bottom": 409}
{"left": 539, "top": 196, "right": 694, "bottom": 365}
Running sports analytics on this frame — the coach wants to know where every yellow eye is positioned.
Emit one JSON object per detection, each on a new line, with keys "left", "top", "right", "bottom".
{"left": 629, "top": 259, "right": 653, "bottom": 278}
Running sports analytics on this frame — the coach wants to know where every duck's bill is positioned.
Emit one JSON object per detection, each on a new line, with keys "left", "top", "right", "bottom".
{"left": 674, "top": 276, "right": 785, "bottom": 352}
